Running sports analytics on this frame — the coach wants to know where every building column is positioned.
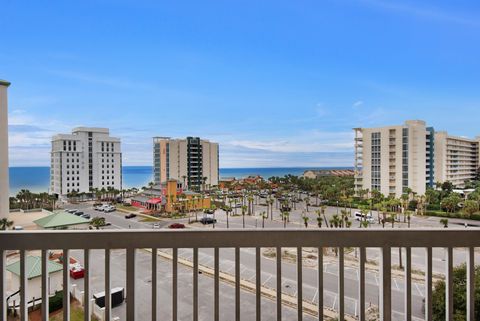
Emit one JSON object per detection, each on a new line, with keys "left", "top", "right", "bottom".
{"left": 0, "top": 80, "right": 10, "bottom": 219}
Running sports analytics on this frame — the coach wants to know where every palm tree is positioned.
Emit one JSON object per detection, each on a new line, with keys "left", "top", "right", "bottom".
{"left": 261, "top": 211, "right": 268, "bottom": 228}
{"left": 0, "top": 218, "right": 14, "bottom": 230}
{"left": 241, "top": 205, "right": 247, "bottom": 228}
{"left": 226, "top": 206, "right": 231, "bottom": 228}
{"left": 302, "top": 216, "right": 309, "bottom": 228}
{"left": 89, "top": 217, "right": 105, "bottom": 230}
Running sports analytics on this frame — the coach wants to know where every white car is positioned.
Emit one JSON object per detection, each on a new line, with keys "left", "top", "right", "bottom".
{"left": 354, "top": 212, "right": 375, "bottom": 223}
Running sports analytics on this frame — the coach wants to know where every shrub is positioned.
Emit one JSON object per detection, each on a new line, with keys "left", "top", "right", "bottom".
{"left": 49, "top": 291, "right": 63, "bottom": 313}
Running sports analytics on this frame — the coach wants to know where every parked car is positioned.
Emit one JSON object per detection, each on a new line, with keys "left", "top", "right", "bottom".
{"left": 74, "top": 211, "right": 84, "bottom": 216}
{"left": 104, "top": 206, "right": 116, "bottom": 213}
{"left": 204, "top": 208, "right": 215, "bottom": 214}
{"left": 81, "top": 214, "right": 91, "bottom": 219}
{"left": 152, "top": 223, "right": 161, "bottom": 229}
{"left": 168, "top": 223, "right": 185, "bottom": 229}
{"left": 200, "top": 217, "right": 217, "bottom": 225}
{"left": 125, "top": 214, "right": 137, "bottom": 219}
{"left": 70, "top": 263, "right": 85, "bottom": 279}
{"left": 354, "top": 212, "right": 375, "bottom": 223}
{"left": 66, "top": 209, "right": 78, "bottom": 214}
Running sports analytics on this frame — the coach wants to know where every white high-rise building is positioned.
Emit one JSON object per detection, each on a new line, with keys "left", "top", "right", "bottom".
{"left": 50, "top": 127, "right": 122, "bottom": 197}
{"left": 0, "top": 80, "right": 10, "bottom": 219}
{"left": 153, "top": 137, "right": 219, "bottom": 190}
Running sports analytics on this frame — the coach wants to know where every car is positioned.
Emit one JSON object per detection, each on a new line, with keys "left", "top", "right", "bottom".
{"left": 125, "top": 214, "right": 137, "bottom": 219}
{"left": 66, "top": 209, "right": 78, "bottom": 214}
{"left": 81, "top": 214, "right": 91, "bottom": 219}
{"left": 152, "top": 223, "right": 161, "bottom": 229}
{"left": 168, "top": 223, "right": 185, "bottom": 229}
{"left": 204, "top": 208, "right": 215, "bottom": 214}
{"left": 354, "top": 212, "right": 375, "bottom": 223}
{"left": 104, "top": 206, "right": 116, "bottom": 213}
{"left": 74, "top": 211, "right": 84, "bottom": 216}
{"left": 200, "top": 217, "right": 217, "bottom": 225}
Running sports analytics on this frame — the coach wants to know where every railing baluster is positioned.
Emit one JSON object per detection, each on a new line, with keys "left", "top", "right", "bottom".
{"left": 338, "top": 247, "right": 344, "bottom": 321}
{"left": 235, "top": 247, "right": 240, "bottom": 321}
{"left": 127, "top": 248, "right": 136, "bottom": 321}
{"left": 20, "top": 250, "right": 27, "bottom": 321}
{"left": 277, "top": 246, "right": 282, "bottom": 321}
{"left": 425, "top": 247, "right": 433, "bottom": 321}
{"left": 105, "top": 249, "right": 111, "bottom": 321}
{"left": 380, "top": 247, "right": 391, "bottom": 321}
{"left": 172, "top": 248, "right": 178, "bottom": 321}
{"left": 317, "top": 247, "right": 323, "bottom": 321}
{"left": 359, "top": 247, "right": 366, "bottom": 321}
{"left": 152, "top": 248, "right": 157, "bottom": 321}
{"left": 41, "top": 249, "right": 49, "bottom": 321}
{"left": 404, "top": 247, "right": 412, "bottom": 321}
{"left": 63, "top": 249, "right": 70, "bottom": 321}
{"left": 193, "top": 248, "right": 199, "bottom": 321}
{"left": 446, "top": 247, "right": 453, "bottom": 321}
{"left": 256, "top": 247, "right": 261, "bottom": 321}
{"left": 84, "top": 249, "right": 91, "bottom": 321}
{"left": 0, "top": 250, "right": 5, "bottom": 321}
{"left": 297, "top": 246, "right": 303, "bottom": 321}
{"left": 214, "top": 247, "right": 219, "bottom": 321}
{"left": 467, "top": 246, "right": 475, "bottom": 321}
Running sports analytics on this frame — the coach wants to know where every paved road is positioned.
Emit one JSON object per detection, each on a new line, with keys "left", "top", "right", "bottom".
{"left": 62, "top": 201, "right": 480, "bottom": 321}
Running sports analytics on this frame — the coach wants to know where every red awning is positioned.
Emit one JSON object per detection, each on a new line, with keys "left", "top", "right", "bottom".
{"left": 147, "top": 198, "right": 162, "bottom": 205}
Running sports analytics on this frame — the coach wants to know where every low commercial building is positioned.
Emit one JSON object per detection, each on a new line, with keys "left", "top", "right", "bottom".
{"left": 131, "top": 180, "right": 210, "bottom": 213}
{"left": 6, "top": 256, "right": 63, "bottom": 308}
{"left": 33, "top": 211, "right": 90, "bottom": 230}
{"left": 303, "top": 169, "right": 355, "bottom": 179}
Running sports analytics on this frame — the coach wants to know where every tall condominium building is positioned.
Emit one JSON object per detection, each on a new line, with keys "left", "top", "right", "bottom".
{"left": 354, "top": 120, "right": 480, "bottom": 197}
{"left": 153, "top": 137, "right": 219, "bottom": 190}
{"left": 434, "top": 132, "right": 480, "bottom": 187}
{"left": 0, "top": 80, "right": 10, "bottom": 218}
{"left": 354, "top": 120, "right": 435, "bottom": 198}
{"left": 50, "top": 128, "right": 122, "bottom": 197}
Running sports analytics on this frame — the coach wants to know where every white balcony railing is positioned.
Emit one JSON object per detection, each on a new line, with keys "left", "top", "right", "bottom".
{"left": 1, "top": 229, "right": 479, "bottom": 321}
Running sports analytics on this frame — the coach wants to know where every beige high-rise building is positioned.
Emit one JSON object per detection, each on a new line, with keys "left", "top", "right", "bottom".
{"left": 354, "top": 120, "right": 435, "bottom": 198}
{"left": 153, "top": 137, "right": 219, "bottom": 190}
{"left": 434, "top": 132, "right": 480, "bottom": 187}
{"left": 0, "top": 80, "right": 10, "bottom": 219}
{"left": 355, "top": 120, "right": 480, "bottom": 196}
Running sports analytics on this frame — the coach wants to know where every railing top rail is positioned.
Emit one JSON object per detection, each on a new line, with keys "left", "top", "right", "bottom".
{"left": 1, "top": 229, "right": 480, "bottom": 250}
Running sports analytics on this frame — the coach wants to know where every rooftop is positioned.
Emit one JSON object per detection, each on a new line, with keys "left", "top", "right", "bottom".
{"left": 7, "top": 255, "right": 63, "bottom": 279}
{"left": 33, "top": 211, "right": 90, "bottom": 229}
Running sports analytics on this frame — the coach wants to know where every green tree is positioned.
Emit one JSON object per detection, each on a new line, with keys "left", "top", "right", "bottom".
{"left": 463, "top": 200, "right": 479, "bottom": 218}
{"left": 89, "top": 217, "right": 106, "bottom": 230}
{"left": 0, "top": 218, "right": 14, "bottom": 230}
{"left": 441, "top": 194, "right": 462, "bottom": 213}
{"left": 431, "top": 264, "right": 480, "bottom": 321}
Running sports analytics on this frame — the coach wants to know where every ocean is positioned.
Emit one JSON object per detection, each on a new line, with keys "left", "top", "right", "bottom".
{"left": 8, "top": 166, "right": 352, "bottom": 196}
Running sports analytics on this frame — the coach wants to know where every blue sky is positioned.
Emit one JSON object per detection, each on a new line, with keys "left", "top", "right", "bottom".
{"left": 2, "top": 0, "right": 480, "bottom": 167}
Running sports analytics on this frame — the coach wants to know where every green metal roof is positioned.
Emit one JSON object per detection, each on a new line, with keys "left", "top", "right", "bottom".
{"left": 33, "top": 211, "right": 90, "bottom": 229}
{"left": 0, "top": 79, "right": 11, "bottom": 87}
{"left": 6, "top": 256, "right": 63, "bottom": 279}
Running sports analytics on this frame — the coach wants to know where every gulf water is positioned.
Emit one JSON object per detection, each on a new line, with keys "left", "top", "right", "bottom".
{"left": 8, "top": 166, "right": 351, "bottom": 196}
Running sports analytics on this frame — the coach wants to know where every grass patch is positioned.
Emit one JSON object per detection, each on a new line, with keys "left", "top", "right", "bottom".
{"left": 50, "top": 305, "right": 99, "bottom": 321}
{"left": 140, "top": 217, "right": 161, "bottom": 222}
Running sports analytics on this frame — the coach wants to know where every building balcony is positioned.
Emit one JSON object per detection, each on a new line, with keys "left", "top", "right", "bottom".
{"left": 0, "top": 229, "right": 480, "bottom": 321}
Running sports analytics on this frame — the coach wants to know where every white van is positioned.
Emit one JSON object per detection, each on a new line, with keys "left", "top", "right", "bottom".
{"left": 354, "top": 212, "right": 375, "bottom": 223}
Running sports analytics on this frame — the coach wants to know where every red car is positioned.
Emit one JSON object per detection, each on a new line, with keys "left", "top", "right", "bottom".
{"left": 168, "top": 223, "right": 185, "bottom": 229}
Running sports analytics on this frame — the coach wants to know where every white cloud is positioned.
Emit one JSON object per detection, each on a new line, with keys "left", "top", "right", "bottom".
{"left": 353, "top": 101, "right": 364, "bottom": 108}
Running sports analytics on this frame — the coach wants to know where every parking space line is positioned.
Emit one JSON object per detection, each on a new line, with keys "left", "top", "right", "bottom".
{"left": 415, "top": 283, "right": 423, "bottom": 297}
{"left": 332, "top": 294, "right": 337, "bottom": 309}
{"left": 262, "top": 275, "right": 272, "bottom": 286}
{"left": 393, "top": 279, "right": 399, "bottom": 290}
{"left": 311, "top": 289, "right": 319, "bottom": 303}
